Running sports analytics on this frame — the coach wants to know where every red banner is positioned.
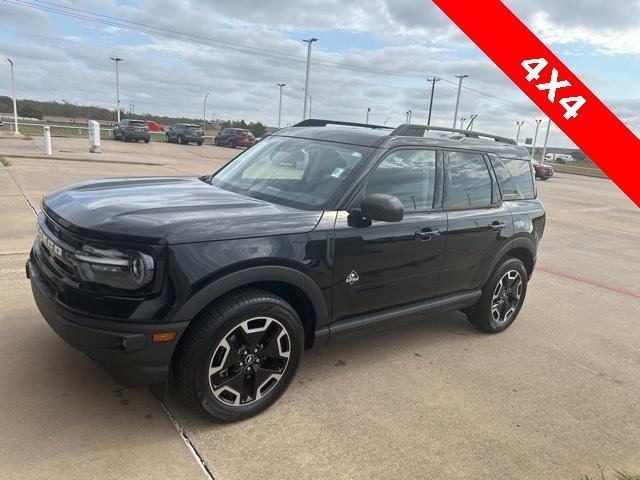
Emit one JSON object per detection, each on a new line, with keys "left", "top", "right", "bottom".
{"left": 432, "top": 0, "right": 640, "bottom": 207}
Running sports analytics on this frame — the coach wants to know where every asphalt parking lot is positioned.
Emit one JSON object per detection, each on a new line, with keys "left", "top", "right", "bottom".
{"left": 1, "top": 134, "right": 639, "bottom": 479}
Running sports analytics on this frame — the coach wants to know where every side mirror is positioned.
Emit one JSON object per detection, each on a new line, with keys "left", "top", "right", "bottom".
{"left": 361, "top": 194, "right": 404, "bottom": 222}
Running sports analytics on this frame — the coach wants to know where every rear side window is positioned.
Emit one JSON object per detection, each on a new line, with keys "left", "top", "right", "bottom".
{"left": 443, "top": 151, "right": 493, "bottom": 209}
{"left": 491, "top": 156, "right": 535, "bottom": 200}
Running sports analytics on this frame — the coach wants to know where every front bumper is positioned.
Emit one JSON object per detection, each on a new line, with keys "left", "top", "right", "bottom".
{"left": 27, "top": 258, "right": 188, "bottom": 387}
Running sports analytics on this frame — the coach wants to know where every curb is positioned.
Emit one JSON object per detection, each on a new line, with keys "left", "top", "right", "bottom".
{"left": 0, "top": 153, "right": 163, "bottom": 167}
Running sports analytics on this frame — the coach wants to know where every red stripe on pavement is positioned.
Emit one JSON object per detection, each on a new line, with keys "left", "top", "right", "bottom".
{"left": 537, "top": 265, "right": 640, "bottom": 299}
{"left": 432, "top": 0, "right": 640, "bottom": 207}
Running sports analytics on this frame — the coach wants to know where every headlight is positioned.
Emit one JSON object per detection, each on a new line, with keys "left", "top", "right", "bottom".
{"left": 74, "top": 244, "right": 155, "bottom": 290}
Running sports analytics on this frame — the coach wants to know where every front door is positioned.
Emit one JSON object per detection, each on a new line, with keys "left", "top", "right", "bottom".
{"left": 332, "top": 148, "right": 447, "bottom": 321}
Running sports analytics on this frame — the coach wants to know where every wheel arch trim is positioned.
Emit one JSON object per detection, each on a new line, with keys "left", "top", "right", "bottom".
{"left": 173, "top": 266, "right": 329, "bottom": 327}
{"left": 485, "top": 237, "right": 537, "bottom": 283}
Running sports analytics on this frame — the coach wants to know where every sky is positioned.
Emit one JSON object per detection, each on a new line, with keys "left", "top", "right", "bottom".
{"left": 1, "top": 0, "right": 640, "bottom": 148}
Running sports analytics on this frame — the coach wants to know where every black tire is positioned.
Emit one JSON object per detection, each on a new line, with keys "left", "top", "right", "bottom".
{"left": 214, "top": 138, "right": 219, "bottom": 146}
{"left": 230, "top": 140, "right": 236, "bottom": 148}
{"left": 165, "top": 134, "right": 171, "bottom": 143}
{"left": 174, "top": 289, "right": 304, "bottom": 422}
{"left": 466, "top": 257, "right": 528, "bottom": 333}
{"left": 122, "top": 134, "right": 129, "bottom": 142}
{"left": 178, "top": 135, "right": 184, "bottom": 145}
{"left": 144, "top": 138, "right": 150, "bottom": 144}
{"left": 540, "top": 177, "right": 549, "bottom": 181}
{"left": 197, "top": 141, "right": 203, "bottom": 146}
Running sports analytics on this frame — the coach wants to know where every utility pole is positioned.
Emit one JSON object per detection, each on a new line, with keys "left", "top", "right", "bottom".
{"left": 302, "top": 38, "right": 318, "bottom": 120}
{"left": 531, "top": 119, "right": 543, "bottom": 158}
{"left": 276, "top": 83, "right": 285, "bottom": 128}
{"left": 459, "top": 117, "right": 466, "bottom": 130}
{"left": 452, "top": 74, "right": 468, "bottom": 129}
{"left": 365, "top": 107, "right": 371, "bottom": 125}
{"left": 308, "top": 95, "right": 312, "bottom": 117}
{"left": 6, "top": 58, "right": 18, "bottom": 134}
{"left": 515, "top": 121, "right": 525, "bottom": 144}
{"left": 427, "top": 77, "right": 440, "bottom": 126}
{"left": 203, "top": 92, "right": 210, "bottom": 132}
{"left": 541, "top": 118, "right": 552, "bottom": 165}
{"left": 110, "top": 57, "right": 123, "bottom": 122}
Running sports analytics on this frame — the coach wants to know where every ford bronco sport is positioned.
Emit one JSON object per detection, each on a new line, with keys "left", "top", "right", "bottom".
{"left": 27, "top": 119, "right": 545, "bottom": 421}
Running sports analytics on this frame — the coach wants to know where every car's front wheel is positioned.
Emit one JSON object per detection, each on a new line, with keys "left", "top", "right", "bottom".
{"left": 466, "top": 257, "right": 528, "bottom": 333}
{"left": 175, "top": 289, "right": 304, "bottom": 422}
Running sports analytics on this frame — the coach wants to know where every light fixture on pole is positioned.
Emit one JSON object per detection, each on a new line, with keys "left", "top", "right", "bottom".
{"left": 427, "top": 77, "right": 440, "bottom": 126}
{"left": 365, "top": 107, "right": 371, "bottom": 125}
{"left": 6, "top": 58, "right": 18, "bottom": 134}
{"left": 203, "top": 92, "right": 210, "bottom": 132}
{"left": 531, "top": 119, "right": 543, "bottom": 158}
{"left": 515, "top": 121, "right": 525, "bottom": 144}
{"left": 452, "top": 74, "right": 468, "bottom": 129}
{"left": 460, "top": 117, "right": 467, "bottom": 130}
{"left": 276, "top": 83, "right": 286, "bottom": 128}
{"left": 302, "top": 38, "right": 318, "bottom": 120}
{"left": 406, "top": 110, "right": 412, "bottom": 124}
{"left": 466, "top": 114, "right": 478, "bottom": 130}
{"left": 110, "top": 57, "right": 123, "bottom": 122}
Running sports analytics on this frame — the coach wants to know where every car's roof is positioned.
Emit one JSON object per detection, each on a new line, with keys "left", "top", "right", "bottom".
{"left": 275, "top": 124, "right": 531, "bottom": 160}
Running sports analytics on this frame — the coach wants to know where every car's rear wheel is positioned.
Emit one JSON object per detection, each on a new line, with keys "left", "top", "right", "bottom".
{"left": 230, "top": 140, "right": 236, "bottom": 148}
{"left": 144, "top": 138, "right": 150, "bottom": 144}
{"left": 174, "top": 289, "right": 304, "bottom": 422}
{"left": 466, "top": 257, "right": 528, "bottom": 333}
{"left": 178, "top": 135, "right": 184, "bottom": 145}
{"left": 165, "top": 134, "right": 171, "bottom": 143}
{"left": 197, "top": 141, "right": 203, "bottom": 146}
{"left": 214, "top": 138, "right": 219, "bottom": 146}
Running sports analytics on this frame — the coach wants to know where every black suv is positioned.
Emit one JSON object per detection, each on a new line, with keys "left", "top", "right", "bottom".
{"left": 165, "top": 123, "right": 204, "bottom": 145}
{"left": 27, "top": 119, "right": 545, "bottom": 421}
{"left": 112, "top": 119, "right": 151, "bottom": 143}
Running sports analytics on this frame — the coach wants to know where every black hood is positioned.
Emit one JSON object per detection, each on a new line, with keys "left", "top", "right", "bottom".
{"left": 43, "top": 177, "right": 323, "bottom": 244}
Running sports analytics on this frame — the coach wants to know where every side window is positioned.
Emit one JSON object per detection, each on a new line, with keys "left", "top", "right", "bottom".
{"left": 443, "top": 151, "right": 493, "bottom": 209}
{"left": 365, "top": 149, "right": 437, "bottom": 213}
{"left": 492, "top": 156, "right": 535, "bottom": 200}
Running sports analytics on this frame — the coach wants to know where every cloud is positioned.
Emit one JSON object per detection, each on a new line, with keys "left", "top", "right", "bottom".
{"left": 1, "top": 0, "right": 639, "bottom": 149}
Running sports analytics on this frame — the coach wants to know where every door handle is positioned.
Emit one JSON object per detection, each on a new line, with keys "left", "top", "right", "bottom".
{"left": 488, "top": 221, "right": 506, "bottom": 231}
{"left": 415, "top": 228, "right": 440, "bottom": 240}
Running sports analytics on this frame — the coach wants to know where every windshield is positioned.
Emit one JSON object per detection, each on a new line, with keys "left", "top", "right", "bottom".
{"left": 211, "top": 135, "right": 374, "bottom": 209}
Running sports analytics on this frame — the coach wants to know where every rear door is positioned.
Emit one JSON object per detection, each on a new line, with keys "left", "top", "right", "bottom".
{"left": 437, "top": 150, "right": 513, "bottom": 295}
{"left": 332, "top": 148, "right": 447, "bottom": 320}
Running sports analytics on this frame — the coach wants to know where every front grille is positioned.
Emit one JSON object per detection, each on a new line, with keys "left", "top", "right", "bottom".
{"left": 36, "top": 215, "right": 81, "bottom": 283}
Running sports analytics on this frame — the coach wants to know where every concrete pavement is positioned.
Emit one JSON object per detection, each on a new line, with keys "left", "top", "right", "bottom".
{"left": 1, "top": 136, "right": 638, "bottom": 479}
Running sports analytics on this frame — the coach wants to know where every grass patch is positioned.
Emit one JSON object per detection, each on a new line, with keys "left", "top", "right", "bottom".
{"left": 21, "top": 134, "right": 33, "bottom": 140}
{"left": 0, "top": 155, "right": 11, "bottom": 166}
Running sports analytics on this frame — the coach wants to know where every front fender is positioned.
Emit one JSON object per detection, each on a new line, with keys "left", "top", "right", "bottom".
{"left": 173, "top": 265, "right": 329, "bottom": 325}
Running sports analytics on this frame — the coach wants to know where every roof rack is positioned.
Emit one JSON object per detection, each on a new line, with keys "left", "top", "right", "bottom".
{"left": 292, "top": 119, "right": 394, "bottom": 130}
{"left": 390, "top": 124, "right": 517, "bottom": 145}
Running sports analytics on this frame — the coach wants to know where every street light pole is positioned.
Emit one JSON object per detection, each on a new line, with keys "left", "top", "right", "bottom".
{"left": 203, "top": 92, "right": 210, "bottom": 132}
{"left": 531, "top": 119, "right": 542, "bottom": 158}
{"left": 110, "top": 57, "right": 123, "bottom": 122}
{"left": 515, "top": 121, "right": 525, "bottom": 144}
{"left": 406, "top": 110, "right": 412, "bottom": 124}
{"left": 365, "top": 107, "right": 371, "bottom": 125}
{"left": 452, "top": 74, "right": 468, "bottom": 129}
{"left": 302, "top": 38, "right": 318, "bottom": 120}
{"left": 459, "top": 117, "right": 466, "bottom": 130}
{"left": 427, "top": 77, "right": 440, "bottom": 126}
{"left": 541, "top": 118, "right": 552, "bottom": 165}
{"left": 6, "top": 58, "right": 18, "bottom": 134}
{"left": 276, "top": 83, "right": 285, "bottom": 128}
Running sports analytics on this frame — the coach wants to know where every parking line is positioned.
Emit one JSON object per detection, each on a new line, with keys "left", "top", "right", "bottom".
{"left": 537, "top": 265, "right": 640, "bottom": 299}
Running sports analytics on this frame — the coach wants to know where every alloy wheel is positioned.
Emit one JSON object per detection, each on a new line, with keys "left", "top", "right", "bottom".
{"left": 491, "top": 270, "right": 523, "bottom": 324}
{"left": 208, "top": 317, "right": 291, "bottom": 406}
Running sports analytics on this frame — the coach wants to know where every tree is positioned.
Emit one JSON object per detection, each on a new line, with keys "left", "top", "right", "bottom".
{"left": 19, "top": 104, "right": 42, "bottom": 119}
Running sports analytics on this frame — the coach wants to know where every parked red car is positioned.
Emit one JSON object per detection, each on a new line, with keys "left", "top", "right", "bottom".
{"left": 532, "top": 160, "right": 554, "bottom": 180}
{"left": 145, "top": 120, "right": 164, "bottom": 132}
{"left": 214, "top": 128, "right": 255, "bottom": 148}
